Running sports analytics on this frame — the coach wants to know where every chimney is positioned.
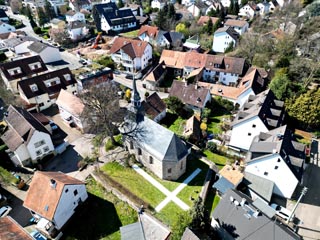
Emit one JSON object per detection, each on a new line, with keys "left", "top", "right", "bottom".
{"left": 240, "top": 198, "right": 246, "bottom": 206}
{"left": 50, "top": 179, "right": 57, "bottom": 189}
{"left": 184, "top": 81, "right": 188, "bottom": 87}
{"left": 195, "top": 83, "right": 198, "bottom": 89}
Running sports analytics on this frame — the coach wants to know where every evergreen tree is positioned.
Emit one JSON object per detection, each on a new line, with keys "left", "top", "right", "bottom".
{"left": 234, "top": 0, "right": 240, "bottom": 15}
{"left": 117, "top": 0, "right": 124, "bottom": 8}
{"left": 37, "top": 7, "right": 48, "bottom": 27}
{"left": 229, "top": 0, "right": 235, "bottom": 14}
{"left": 286, "top": 88, "right": 320, "bottom": 129}
{"left": 203, "top": 18, "right": 214, "bottom": 34}
{"left": 207, "top": 8, "right": 217, "bottom": 17}
{"left": 189, "top": 197, "right": 210, "bottom": 233}
{"left": 44, "top": 0, "right": 56, "bottom": 20}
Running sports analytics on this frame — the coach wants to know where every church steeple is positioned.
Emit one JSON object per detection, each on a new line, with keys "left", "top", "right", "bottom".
{"left": 131, "top": 74, "right": 141, "bottom": 109}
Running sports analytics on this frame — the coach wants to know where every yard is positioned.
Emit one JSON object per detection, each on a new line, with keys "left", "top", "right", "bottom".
{"left": 63, "top": 177, "right": 137, "bottom": 240}
{"left": 207, "top": 115, "right": 229, "bottom": 135}
{"left": 203, "top": 150, "right": 228, "bottom": 169}
{"left": 119, "top": 30, "right": 139, "bottom": 38}
{"left": 160, "top": 112, "right": 189, "bottom": 137}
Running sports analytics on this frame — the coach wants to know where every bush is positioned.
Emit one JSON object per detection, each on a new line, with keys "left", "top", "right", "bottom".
{"left": 33, "top": 26, "right": 42, "bottom": 34}
{"left": 207, "top": 142, "right": 217, "bottom": 153}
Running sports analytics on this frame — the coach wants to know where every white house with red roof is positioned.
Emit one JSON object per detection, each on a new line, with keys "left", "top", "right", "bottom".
{"left": 23, "top": 171, "right": 88, "bottom": 235}
{"left": 110, "top": 37, "right": 152, "bottom": 72}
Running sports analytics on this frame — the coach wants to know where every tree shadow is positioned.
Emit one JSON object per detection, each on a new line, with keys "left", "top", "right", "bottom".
{"left": 62, "top": 193, "right": 123, "bottom": 240}
{"left": 160, "top": 112, "right": 178, "bottom": 127}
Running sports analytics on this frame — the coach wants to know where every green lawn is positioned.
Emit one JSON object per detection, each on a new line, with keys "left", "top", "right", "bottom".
{"left": 168, "top": 117, "right": 186, "bottom": 136}
{"left": 105, "top": 135, "right": 123, "bottom": 151}
{"left": 101, "top": 162, "right": 166, "bottom": 208}
{"left": 207, "top": 115, "right": 229, "bottom": 135}
{"left": 203, "top": 150, "right": 228, "bottom": 169}
{"left": 64, "top": 177, "right": 137, "bottom": 240}
{"left": 155, "top": 201, "right": 186, "bottom": 227}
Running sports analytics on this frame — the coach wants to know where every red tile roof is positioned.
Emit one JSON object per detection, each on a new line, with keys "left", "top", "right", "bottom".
{"left": 138, "top": 25, "right": 159, "bottom": 38}
{"left": 23, "top": 171, "right": 85, "bottom": 221}
{"left": 197, "top": 16, "right": 219, "bottom": 25}
{"left": 225, "top": 19, "right": 248, "bottom": 28}
{"left": 109, "top": 37, "right": 149, "bottom": 58}
{"left": 0, "top": 216, "right": 33, "bottom": 240}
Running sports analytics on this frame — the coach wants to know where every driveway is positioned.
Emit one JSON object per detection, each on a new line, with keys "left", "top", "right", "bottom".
{"left": 287, "top": 139, "right": 320, "bottom": 240}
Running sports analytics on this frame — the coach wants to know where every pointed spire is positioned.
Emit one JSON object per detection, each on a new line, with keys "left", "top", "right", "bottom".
{"left": 131, "top": 73, "right": 141, "bottom": 109}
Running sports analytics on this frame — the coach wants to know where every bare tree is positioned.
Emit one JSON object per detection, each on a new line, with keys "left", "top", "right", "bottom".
{"left": 79, "top": 82, "right": 126, "bottom": 145}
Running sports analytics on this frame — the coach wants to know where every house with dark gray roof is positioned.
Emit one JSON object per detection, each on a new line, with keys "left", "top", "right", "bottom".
{"left": 213, "top": 26, "right": 239, "bottom": 53}
{"left": 17, "top": 68, "right": 77, "bottom": 112}
{"left": 212, "top": 189, "right": 302, "bottom": 240}
{"left": 169, "top": 80, "right": 211, "bottom": 113}
{"left": 2, "top": 35, "right": 36, "bottom": 55}
{"left": 0, "top": 9, "right": 9, "bottom": 22}
{"left": 155, "top": 30, "right": 184, "bottom": 49}
{"left": 143, "top": 61, "right": 167, "bottom": 90}
{"left": 1, "top": 105, "right": 54, "bottom": 167}
{"left": 141, "top": 92, "right": 166, "bottom": 123}
{"left": 27, "top": 41, "right": 61, "bottom": 63}
{"left": 93, "top": 2, "right": 137, "bottom": 33}
{"left": 229, "top": 89, "right": 285, "bottom": 151}
{"left": 0, "top": 55, "right": 48, "bottom": 93}
{"left": 244, "top": 125, "right": 305, "bottom": 199}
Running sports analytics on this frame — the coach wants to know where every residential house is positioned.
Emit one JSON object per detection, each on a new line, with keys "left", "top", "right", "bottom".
{"left": 109, "top": 37, "right": 152, "bottom": 72}
{"left": 197, "top": 16, "right": 219, "bottom": 26}
{"left": 213, "top": 164, "right": 244, "bottom": 195}
{"left": 245, "top": 125, "right": 305, "bottom": 199}
{"left": 17, "top": 68, "right": 77, "bottom": 111}
{"left": 241, "top": 171, "right": 275, "bottom": 203}
{"left": 50, "top": 18, "right": 66, "bottom": 29}
{"left": 65, "top": 10, "right": 85, "bottom": 23}
{"left": 0, "top": 55, "right": 48, "bottom": 93}
{"left": 76, "top": 67, "right": 113, "bottom": 91}
{"left": 212, "top": 26, "right": 239, "bottom": 53}
{"left": 229, "top": 89, "right": 285, "bottom": 151}
{"left": 155, "top": 30, "right": 184, "bottom": 49}
{"left": 183, "top": 115, "right": 201, "bottom": 143}
{"left": 138, "top": 25, "right": 159, "bottom": 43}
{"left": 257, "top": 1, "right": 270, "bottom": 15}
{"left": 27, "top": 41, "right": 61, "bottom": 64}
{"left": 69, "top": 0, "right": 91, "bottom": 11}
{"left": 23, "top": 171, "right": 88, "bottom": 235}
{"left": 220, "top": 0, "right": 231, "bottom": 8}
{"left": 1, "top": 105, "right": 55, "bottom": 167}
{"left": 199, "top": 67, "right": 268, "bottom": 108}
{"left": 2, "top": 35, "right": 36, "bottom": 55}
{"left": 141, "top": 92, "right": 166, "bottom": 123}
{"left": 122, "top": 115, "right": 189, "bottom": 180}
{"left": 239, "top": 2, "right": 259, "bottom": 19}
{"left": 212, "top": 189, "right": 302, "bottom": 240}
{"left": 143, "top": 61, "right": 166, "bottom": 90}
{"left": 151, "top": 0, "right": 166, "bottom": 10}
{"left": 68, "top": 21, "right": 88, "bottom": 40}
{"left": 181, "top": 0, "right": 194, "bottom": 6}
{"left": 205, "top": 1, "right": 221, "bottom": 15}
{"left": 159, "top": 50, "right": 246, "bottom": 85}
{"left": 0, "top": 216, "right": 34, "bottom": 240}
{"left": 169, "top": 81, "right": 211, "bottom": 113}
{"left": 224, "top": 19, "right": 249, "bottom": 35}
{"left": 124, "top": 3, "right": 143, "bottom": 16}
{"left": 31, "top": 112, "right": 52, "bottom": 134}
{"left": 181, "top": 227, "right": 200, "bottom": 240}
{"left": 0, "top": 21, "right": 15, "bottom": 34}
{"left": 120, "top": 212, "right": 171, "bottom": 240}
{"left": 56, "top": 89, "right": 85, "bottom": 131}
{"left": 0, "top": 9, "right": 9, "bottom": 22}
{"left": 187, "top": 1, "right": 208, "bottom": 17}
{"left": 93, "top": 2, "right": 137, "bottom": 33}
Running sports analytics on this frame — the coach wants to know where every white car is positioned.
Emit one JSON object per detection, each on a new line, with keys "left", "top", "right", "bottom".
{"left": 0, "top": 206, "right": 12, "bottom": 217}
{"left": 270, "top": 203, "right": 294, "bottom": 221}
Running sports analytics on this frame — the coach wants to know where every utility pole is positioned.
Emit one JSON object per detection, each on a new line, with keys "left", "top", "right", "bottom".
{"left": 287, "top": 187, "right": 308, "bottom": 223}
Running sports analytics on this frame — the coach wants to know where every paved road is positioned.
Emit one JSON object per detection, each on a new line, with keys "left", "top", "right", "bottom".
{"left": 6, "top": 9, "right": 82, "bottom": 70}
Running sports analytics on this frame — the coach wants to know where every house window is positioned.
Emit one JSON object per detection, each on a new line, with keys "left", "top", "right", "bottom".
{"left": 277, "top": 158, "right": 281, "bottom": 162}
{"left": 274, "top": 166, "right": 278, "bottom": 170}
{"left": 264, "top": 171, "right": 268, "bottom": 176}
{"left": 168, "top": 168, "right": 172, "bottom": 174}
{"left": 36, "top": 150, "right": 42, "bottom": 156}
{"left": 39, "top": 102, "right": 44, "bottom": 107}
{"left": 129, "top": 141, "right": 133, "bottom": 149}
{"left": 74, "top": 189, "right": 78, "bottom": 196}
{"left": 252, "top": 124, "right": 256, "bottom": 128}
{"left": 65, "top": 189, "right": 69, "bottom": 193}
{"left": 34, "top": 140, "right": 45, "bottom": 148}
{"left": 149, "top": 156, "right": 153, "bottom": 164}
{"left": 30, "top": 84, "right": 38, "bottom": 92}
{"left": 180, "top": 161, "right": 183, "bottom": 170}
{"left": 43, "top": 146, "right": 49, "bottom": 152}
{"left": 248, "top": 133, "right": 251, "bottom": 136}
{"left": 137, "top": 148, "right": 142, "bottom": 155}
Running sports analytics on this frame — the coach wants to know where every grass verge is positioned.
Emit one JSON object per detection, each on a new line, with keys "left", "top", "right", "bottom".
{"left": 203, "top": 150, "right": 228, "bottom": 169}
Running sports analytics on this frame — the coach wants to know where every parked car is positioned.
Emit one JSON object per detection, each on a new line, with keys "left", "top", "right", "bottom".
{"left": 49, "top": 120, "right": 58, "bottom": 131}
{"left": 270, "top": 203, "right": 294, "bottom": 221}
{"left": 79, "top": 59, "right": 87, "bottom": 65}
{"left": 125, "top": 74, "right": 134, "bottom": 80}
{"left": 30, "top": 230, "right": 47, "bottom": 240}
{"left": 0, "top": 205, "right": 12, "bottom": 217}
